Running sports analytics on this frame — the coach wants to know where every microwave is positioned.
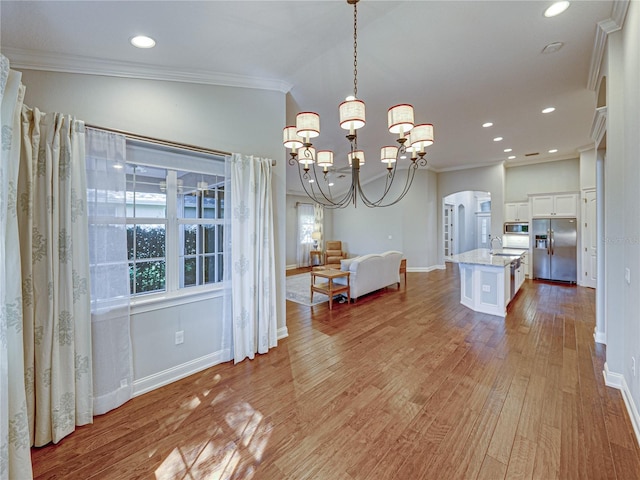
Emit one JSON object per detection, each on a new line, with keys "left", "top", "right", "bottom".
{"left": 504, "top": 222, "right": 529, "bottom": 235}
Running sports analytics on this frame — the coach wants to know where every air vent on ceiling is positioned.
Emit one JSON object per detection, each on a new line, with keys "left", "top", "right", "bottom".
{"left": 525, "top": 152, "right": 540, "bottom": 157}
{"left": 542, "top": 42, "right": 564, "bottom": 54}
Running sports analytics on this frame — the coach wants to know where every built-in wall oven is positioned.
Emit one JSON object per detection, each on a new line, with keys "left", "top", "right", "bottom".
{"left": 504, "top": 222, "right": 529, "bottom": 235}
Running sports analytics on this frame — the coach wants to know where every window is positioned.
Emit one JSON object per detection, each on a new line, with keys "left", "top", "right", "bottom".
{"left": 125, "top": 142, "right": 226, "bottom": 297}
{"left": 298, "top": 204, "right": 315, "bottom": 246}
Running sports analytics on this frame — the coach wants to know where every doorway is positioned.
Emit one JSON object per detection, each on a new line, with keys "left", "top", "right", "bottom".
{"left": 444, "top": 203, "right": 454, "bottom": 259}
{"left": 443, "top": 191, "right": 491, "bottom": 258}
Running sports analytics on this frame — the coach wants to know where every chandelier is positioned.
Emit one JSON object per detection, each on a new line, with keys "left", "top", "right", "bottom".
{"left": 283, "top": 0, "right": 434, "bottom": 208}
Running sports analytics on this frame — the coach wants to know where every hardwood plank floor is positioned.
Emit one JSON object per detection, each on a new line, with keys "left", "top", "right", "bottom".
{"left": 31, "top": 264, "right": 640, "bottom": 479}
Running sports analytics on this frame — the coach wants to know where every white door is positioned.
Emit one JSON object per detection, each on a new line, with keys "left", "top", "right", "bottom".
{"left": 582, "top": 189, "right": 597, "bottom": 288}
{"left": 476, "top": 213, "right": 491, "bottom": 250}
{"left": 444, "top": 203, "right": 454, "bottom": 258}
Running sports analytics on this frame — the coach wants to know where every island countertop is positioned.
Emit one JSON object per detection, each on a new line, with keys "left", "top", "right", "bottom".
{"left": 449, "top": 248, "right": 525, "bottom": 267}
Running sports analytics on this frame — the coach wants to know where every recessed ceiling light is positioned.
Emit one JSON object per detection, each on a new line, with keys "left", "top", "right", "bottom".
{"left": 130, "top": 35, "right": 156, "bottom": 48}
{"left": 508, "top": 155, "right": 516, "bottom": 160}
{"left": 542, "top": 107, "right": 556, "bottom": 114}
{"left": 544, "top": 1, "right": 570, "bottom": 18}
{"left": 504, "top": 148, "right": 512, "bottom": 153}
{"left": 328, "top": 182, "right": 334, "bottom": 187}
{"left": 493, "top": 137, "right": 503, "bottom": 142}
{"left": 482, "top": 122, "right": 493, "bottom": 128}
{"left": 549, "top": 149, "right": 558, "bottom": 153}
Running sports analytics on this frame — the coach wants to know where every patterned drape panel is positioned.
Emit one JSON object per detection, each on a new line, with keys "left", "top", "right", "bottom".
{"left": 17, "top": 107, "right": 93, "bottom": 447}
{"left": 0, "top": 54, "right": 33, "bottom": 480}
{"left": 229, "top": 154, "right": 277, "bottom": 364}
{"left": 314, "top": 203, "right": 324, "bottom": 251}
{"left": 296, "top": 203, "right": 314, "bottom": 267}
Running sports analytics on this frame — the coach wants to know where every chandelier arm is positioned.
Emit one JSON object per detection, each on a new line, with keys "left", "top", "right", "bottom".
{"left": 367, "top": 163, "right": 420, "bottom": 208}
{"left": 297, "top": 161, "right": 355, "bottom": 208}
{"left": 310, "top": 165, "right": 355, "bottom": 208}
{"left": 357, "top": 150, "right": 404, "bottom": 207}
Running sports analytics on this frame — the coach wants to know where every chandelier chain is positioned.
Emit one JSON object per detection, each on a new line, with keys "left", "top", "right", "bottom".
{"left": 353, "top": 1, "right": 358, "bottom": 98}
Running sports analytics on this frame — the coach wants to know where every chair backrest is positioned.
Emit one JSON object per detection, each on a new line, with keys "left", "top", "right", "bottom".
{"left": 325, "top": 240, "right": 342, "bottom": 251}
{"left": 325, "top": 240, "right": 345, "bottom": 266}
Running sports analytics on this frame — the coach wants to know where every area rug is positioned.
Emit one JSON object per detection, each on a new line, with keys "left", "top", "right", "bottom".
{"left": 286, "top": 273, "right": 330, "bottom": 306}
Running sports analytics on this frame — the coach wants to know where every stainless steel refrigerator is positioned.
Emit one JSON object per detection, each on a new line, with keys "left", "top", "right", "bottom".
{"left": 532, "top": 218, "right": 577, "bottom": 283}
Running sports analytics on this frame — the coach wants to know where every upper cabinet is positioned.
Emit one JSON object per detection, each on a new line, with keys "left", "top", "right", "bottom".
{"left": 530, "top": 193, "right": 578, "bottom": 217}
{"left": 505, "top": 202, "right": 530, "bottom": 222}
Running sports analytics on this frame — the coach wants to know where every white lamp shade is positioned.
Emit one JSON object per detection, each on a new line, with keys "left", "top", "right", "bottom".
{"left": 311, "top": 231, "right": 322, "bottom": 241}
{"left": 380, "top": 146, "right": 398, "bottom": 163}
{"left": 298, "top": 146, "right": 316, "bottom": 166}
{"left": 339, "top": 99, "right": 366, "bottom": 131}
{"left": 410, "top": 124, "right": 434, "bottom": 150}
{"left": 283, "top": 126, "right": 303, "bottom": 149}
{"left": 296, "top": 112, "right": 320, "bottom": 139}
{"left": 388, "top": 104, "right": 415, "bottom": 135}
{"left": 316, "top": 150, "right": 334, "bottom": 167}
{"left": 348, "top": 150, "right": 365, "bottom": 166}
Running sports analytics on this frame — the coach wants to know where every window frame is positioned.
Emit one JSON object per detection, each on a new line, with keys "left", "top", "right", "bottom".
{"left": 124, "top": 141, "right": 227, "bottom": 306}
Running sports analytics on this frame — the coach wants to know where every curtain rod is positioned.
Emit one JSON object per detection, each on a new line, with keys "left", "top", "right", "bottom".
{"left": 86, "top": 124, "right": 277, "bottom": 166}
{"left": 86, "top": 124, "right": 232, "bottom": 157}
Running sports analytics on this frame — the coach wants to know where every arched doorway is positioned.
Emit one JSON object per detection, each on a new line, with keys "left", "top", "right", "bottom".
{"left": 443, "top": 191, "right": 491, "bottom": 259}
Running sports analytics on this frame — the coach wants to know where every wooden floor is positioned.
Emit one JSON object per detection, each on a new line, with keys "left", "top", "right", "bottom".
{"left": 31, "top": 265, "right": 640, "bottom": 479}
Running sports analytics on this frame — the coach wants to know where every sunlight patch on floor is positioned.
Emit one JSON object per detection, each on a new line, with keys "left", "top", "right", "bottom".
{"left": 154, "top": 400, "right": 273, "bottom": 479}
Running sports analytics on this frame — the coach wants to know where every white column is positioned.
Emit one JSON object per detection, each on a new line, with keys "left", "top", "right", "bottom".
{"left": 595, "top": 151, "right": 606, "bottom": 344}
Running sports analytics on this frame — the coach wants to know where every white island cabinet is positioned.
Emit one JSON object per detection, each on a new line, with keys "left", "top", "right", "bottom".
{"left": 449, "top": 248, "right": 526, "bottom": 317}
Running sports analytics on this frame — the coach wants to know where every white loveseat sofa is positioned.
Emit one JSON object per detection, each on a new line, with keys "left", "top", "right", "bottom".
{"left": 333, "top": 251, "right": 403, "bottom": 301}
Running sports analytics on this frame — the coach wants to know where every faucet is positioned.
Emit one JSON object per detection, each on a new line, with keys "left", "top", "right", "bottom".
{"left": 490, "top": 236, "right": 502, "bottom": 253}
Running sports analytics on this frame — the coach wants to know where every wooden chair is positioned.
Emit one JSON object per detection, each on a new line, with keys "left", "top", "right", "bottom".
{"left": 324, "top": 240, "right": 346, "bottom": 268}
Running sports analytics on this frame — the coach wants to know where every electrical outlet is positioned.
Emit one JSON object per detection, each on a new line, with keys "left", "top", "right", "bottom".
{"left": 625, "top": 268, "right": 631, "bottom": 285}
{"left": 632, "top": 357, "right": 636, "bottom": 377}
{"left": 482, "top": 284, "right": 491, "bottom": 292}
{"left": 175, "top": 330, "right": 184, "bottom": 345}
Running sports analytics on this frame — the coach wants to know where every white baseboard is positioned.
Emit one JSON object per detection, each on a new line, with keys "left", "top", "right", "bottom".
{"left": 286, "top": 264, "right": 298, "bottom": 270}
{"left": 277, "top": 325, "right": 289, "bottom": 339}
{"left": 408, "top": 264, "right": 446, "bottom": 273}
{"left": 594, "top": 328, "right": 606, "bottom": 345}
{"left": 604, "top": 363, "right": 640, "bottom": 447}
{"left": 133, "top": 349, "right": 230, "bottom": 397}
{"left": 133, "top": 328, "right": 288, "bottom": 397}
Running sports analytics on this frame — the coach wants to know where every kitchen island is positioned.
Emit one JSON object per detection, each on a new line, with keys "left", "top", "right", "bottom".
{"left": 449, "top": 248, "right": 526, "bottom": 317}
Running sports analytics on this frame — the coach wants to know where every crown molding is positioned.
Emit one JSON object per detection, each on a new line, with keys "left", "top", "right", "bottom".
{"left": 2, "top": 47, "right": 293, "bottom": 93}
{"left": 504, "top": 153, "right": 579, "bottom": 169}
{"left": 586, "top": 0, "right": 630, "bottom": 91}
{"left": 434, "top": 159, "right": 504, "bottom": 173}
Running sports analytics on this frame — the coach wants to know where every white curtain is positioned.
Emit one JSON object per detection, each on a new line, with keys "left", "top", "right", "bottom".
{"left": 1, "top": 54, "right": 33, "bottom": 480}
{"left": 314, "top": 203, "right": 324, "bottom": 251}
{"left": 229, "top": 154, "right": 277, "bottom": 364}
{"left": 296, "top": 203, "right": 314, "bottom": 267}
{"left": 85, "top": 128, "right": 133, "bottom": 415}
{"left": 17, "top": 106, "right": 93, "bottom": 447}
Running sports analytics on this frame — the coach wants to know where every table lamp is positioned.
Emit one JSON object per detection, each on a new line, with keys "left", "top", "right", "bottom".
{"left": 311, "top": 231, "right": 322, "bottom": 250}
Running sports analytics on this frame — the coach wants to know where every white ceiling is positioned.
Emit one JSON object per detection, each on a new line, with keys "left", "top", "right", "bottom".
{"left": 1, "top": 1, "right": 614, "bottom": 195}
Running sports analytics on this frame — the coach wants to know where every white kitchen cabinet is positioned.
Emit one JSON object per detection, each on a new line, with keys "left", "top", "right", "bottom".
{"left": 505, "top": 202, "right": 530, "bottom": 222}
{"left": 531, "top": 193, "right": 577, "bottom": 217}
{"left": 522, "top": 251, "right": 530, "bottom": 277}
